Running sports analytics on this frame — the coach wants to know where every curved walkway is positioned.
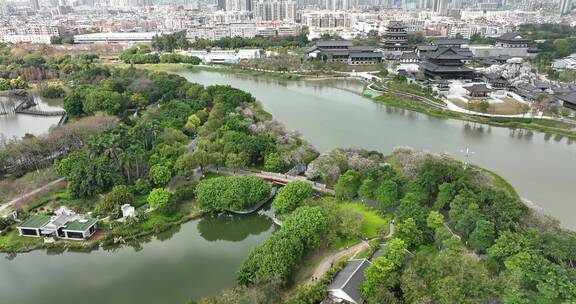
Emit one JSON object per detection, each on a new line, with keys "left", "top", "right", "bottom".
{"left": 352, "top": 72, "right": 576, "bottom": 126}
{"left": 309, "top": 241, "right": 370, "bottom": 283}
{"left": 227, "top": 187, "right": 277, "bottom": 215}
{"left": 308, "top": 214, "right": 396, "bottom": 284}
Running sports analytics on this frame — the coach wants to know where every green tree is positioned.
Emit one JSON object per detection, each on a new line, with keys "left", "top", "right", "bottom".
{"left": 195, "top": 175, "right": 271, "bottom": 211}
{"left": 358, "top": 177, "right": 378, "bottom": 200}
{"left": 83, "top": 89, "right": 124, "bottom": 115}
{"left": 468, "top": 220, "right": 495, "bottom": 253}
{"left": 375, "top": 180, "right": 400, "bottom": 210}
{"left": 335, "top": 170, "right": 361, "bottom": 200}
{"left": 62, "top": 88, "right": 86, "bottom": 117}
{"left": 272, "top": 181, "right": 313, "bottom": 214}
{"left": 264, "top": 152, "right": 285, "bottom": 172}
{"left": 100, "top": 185, "right": 133, "bottom": 212}
{"left": 147, "top": 188, "right": 171, "bottom": 209}
{"left": 433, "top": 182, "right": 456, "bottom": 210}
{"left": 183, "top": 114, "right": 201, "bottom": 135}
{"left": 427, "top": 211, "right": 445, "bottom": 230}
{"left": 175, "top": 150, "right": 212, "bottom": 175}
{"left": 394, "top": 218, "right": 423, "bottom": 249}
{"left": 149, "top": 164, "right": 172, "bottom": 186}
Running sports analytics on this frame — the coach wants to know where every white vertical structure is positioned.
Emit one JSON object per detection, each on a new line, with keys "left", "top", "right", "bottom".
{"left": 30, "top": 0, "right": 40, "bottom": 10}
{"left": 460, "top": 147, "right": 475, "bottom": 170}
{"left": 226, "top": 0, "right": 248, "bottom": 11}
{"left": 432, "top": 0, "right": 447, "bottom": 15}
{"left": 560, "top": 0, "right": 572, "bottom": 15}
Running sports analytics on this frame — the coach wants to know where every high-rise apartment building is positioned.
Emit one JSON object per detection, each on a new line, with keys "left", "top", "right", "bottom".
{"left": 252, "top": 0, "right": 295, "bottom": 21}
{"left": 560, "top": 0, "right": 572, "bottom": 14}
{"left": 323, "top": 0, "right": 352, "bottom": 10}
{"left": 226, "top": 0, "right": 249, "bottom": 11}
{"left": 432, "top": 0, "right": 447, "bottom": 15}
{"left": 30, "top": 0, "right": 40, "bottom": 10}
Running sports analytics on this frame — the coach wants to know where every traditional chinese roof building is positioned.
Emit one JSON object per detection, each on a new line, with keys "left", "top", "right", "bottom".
{"left": 381, "top": 21, "right": 409, "bottom": 53}
{"left": 421, "top": 47, "right": 474, "bottom": 79}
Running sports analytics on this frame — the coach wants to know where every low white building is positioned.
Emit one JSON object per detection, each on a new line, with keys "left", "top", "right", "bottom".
{"left": 74, "top": 32, "right": 168, "bottom": 44}
{"left": 17, "top": 206, "right": 97, "bottom": 240}
{"left": 121, "top": 204, "right": 136, "bottom": 218}
{"left": 205, "top": 50, "right": 239, "bottom": 64}
{"left": 0, "top": 34, "right": 52, "bottom": 44}
{"left": 237, "top": 49, "right": 261, "bottom": 60}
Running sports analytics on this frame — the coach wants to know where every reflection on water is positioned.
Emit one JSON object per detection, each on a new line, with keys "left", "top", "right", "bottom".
{"left": 198, "top": 212, "right": 273, "bottom": 242}
{"left": 0, "top": 215, "right": 274, "bottom": 304}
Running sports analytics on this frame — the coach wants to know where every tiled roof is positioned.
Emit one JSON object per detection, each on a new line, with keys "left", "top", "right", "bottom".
{"left": 328, "top": 259, "right": 371, "bottom": 304}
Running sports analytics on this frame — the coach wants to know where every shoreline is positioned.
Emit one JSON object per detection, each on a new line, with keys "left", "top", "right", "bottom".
{"left": 142, "top": 63, "right": 576, "bottom": 139}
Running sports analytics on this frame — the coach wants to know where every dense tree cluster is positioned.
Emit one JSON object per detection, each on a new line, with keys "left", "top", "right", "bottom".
{"left": 194, "top": 175, "right": 271, "bottom": 212}
{"left": 119, "top": 46, "right": 160, "bottom": 64}
{"left": 41, "top": 82, "right": 65, "bottom": 98}
{"left": 0, "top": 44, "right": 103, "bottom": 82}
{"left": 159, "top": 53, "right": 201, "bottom": 64}
{"left": 359, "top": 148, "right": 576, "bottom": 303}
{"left": 237, "top": 205, "right": 327, "bottom": 285}
{"left": 1, "top": 115, "right": 119, "bottom": 176}
{"left": 305, "top": 148, "right": 388, "bottom": 185}
{"left": 271, "top": 181, "right": 313, "bottom": 214}
{"left": 190, "top": 33, "right": 309, "bottom": 50}
{"left": 151, "top": 32, "right": 191, "bottom": 52}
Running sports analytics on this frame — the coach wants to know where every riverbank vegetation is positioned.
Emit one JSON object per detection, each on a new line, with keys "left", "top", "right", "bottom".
{"left": 194, "top": 147, "right": 575, "bottom": 304}
{"left": 0, "top": 76, "right": 27, "bottom": 91}
{"left": 0, "top": 60, "right": 316, "bottom": 252}
{"left": 119, "top": 46, "right": 202, "bottom": 65}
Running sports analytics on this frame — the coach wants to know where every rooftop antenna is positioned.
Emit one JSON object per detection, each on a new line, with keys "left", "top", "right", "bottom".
{"left": 460, "top": 147, "right": 475, "bottom": 170}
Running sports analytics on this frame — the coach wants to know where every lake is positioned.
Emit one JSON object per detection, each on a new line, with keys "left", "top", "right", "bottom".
{"left": 1, "top": 68, "right": 574, "bottom": 304}
{"left": 0, "top": 212, "right": 274, "bottom": 304}
{"left": 176, "top": 69, "right": 576, "bottom": 230}
{"left": 0, "top": 95, "right": 63, "bottom": 140}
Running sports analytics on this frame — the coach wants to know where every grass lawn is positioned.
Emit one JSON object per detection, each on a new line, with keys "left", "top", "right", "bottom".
{"left": 338, "top": 201, "right": 392, "bottom": 239}
{"left": 450, "top": 97, "right": 528, "bottom": 115}
{"left": 0, "top": 230, "right": 43, "bottom": 252}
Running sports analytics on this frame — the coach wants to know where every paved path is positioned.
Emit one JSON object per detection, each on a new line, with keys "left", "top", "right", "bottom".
{"left": 309, "top": 241, "right": 370, "bottom": 283}
{"left": 0, "top": 177, "right": 65, "bottom": 215}
{"left": 308, "top": 213, "right": 396, "bottom": 284}
{"left": 351, "top": 72, "right": 576, "bottom": 126}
